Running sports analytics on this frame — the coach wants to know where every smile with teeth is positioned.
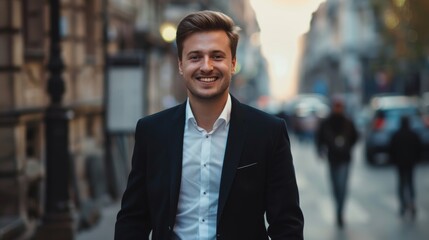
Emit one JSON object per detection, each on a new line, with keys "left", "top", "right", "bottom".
{"left": 197, "top": 77, "right": 218, "bottom": 82}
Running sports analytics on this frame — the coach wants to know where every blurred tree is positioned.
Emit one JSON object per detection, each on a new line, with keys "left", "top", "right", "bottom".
{"left": 371, "top": 0, "right": 429, "bottom": 95}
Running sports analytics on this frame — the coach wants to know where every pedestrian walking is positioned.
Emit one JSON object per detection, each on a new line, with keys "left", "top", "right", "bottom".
{"left": 315, "top": 97, "right": 359, "bottom": 228}
{"left": 388, "top": 115, "right": 422, "bottom": 219}
{"left": 114, "top": 10, "right": 304, "bottom": 240}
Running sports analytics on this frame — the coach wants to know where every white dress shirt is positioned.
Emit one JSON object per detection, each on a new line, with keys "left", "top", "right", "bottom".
{"left": 173, "top": 95, "right": 231, "bottom": 240}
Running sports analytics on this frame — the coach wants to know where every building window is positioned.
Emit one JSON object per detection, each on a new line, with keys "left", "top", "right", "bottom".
{"left": 85, "top": 0, "right": 96, "bottom": 56}
{"left": 25, "top": 121, "right": 44, "bottom": 218}
{"left": 26, "top": 122, "right": 41, "bottom": 159}
{"left": 23, "top": 0, "right": 45, "bottom": 59}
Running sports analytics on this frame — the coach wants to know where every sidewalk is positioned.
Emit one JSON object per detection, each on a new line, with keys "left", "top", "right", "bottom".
{"left": 77, "top": 202, "right": 120, "bottom": 240}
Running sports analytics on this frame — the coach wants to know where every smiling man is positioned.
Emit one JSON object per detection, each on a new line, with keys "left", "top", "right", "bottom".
{"left": 115, "top": 10, "right": 304, "bottom": 240}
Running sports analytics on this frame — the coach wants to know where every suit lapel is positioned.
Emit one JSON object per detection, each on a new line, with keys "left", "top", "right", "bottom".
{"left": 168, "top": 101, "right": 186, "bottom": 226}
{"left": 217, "top": 96, "right": 246, "bottom": 224}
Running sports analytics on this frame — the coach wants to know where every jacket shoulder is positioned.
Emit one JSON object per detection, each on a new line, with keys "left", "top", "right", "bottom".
{"left": 141, "top": 104, "right": 183, "bottom": 121}
{"left": 136, "top": 104, "right": 184, "bottom": 128}
{"left": 240, "top": 103, "right": 285, "bottom": 126}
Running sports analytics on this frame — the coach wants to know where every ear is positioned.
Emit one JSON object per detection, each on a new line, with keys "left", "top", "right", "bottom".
{"left": 231, "top": 57, "right": 237, "bottom": 74}
{"left": 178, "top": 58, "right": 183, "bottom": 75}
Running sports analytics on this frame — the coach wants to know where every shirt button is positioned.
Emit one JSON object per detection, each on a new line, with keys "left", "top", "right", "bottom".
{"left": 205, "top": 135, "right": 209, "bottom": 138}
{"left": 202, "top": 219, "right": 205, "bottom": 222}
{"left": 203, "top": 191, "right": 206, "bottom": 195}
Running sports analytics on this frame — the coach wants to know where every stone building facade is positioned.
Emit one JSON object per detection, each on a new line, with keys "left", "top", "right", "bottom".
{"left": 0, "top": 0, "right": 136, "bottom": 238}
{"left": 300, "top": 0, "right": 379, "bottom": 114}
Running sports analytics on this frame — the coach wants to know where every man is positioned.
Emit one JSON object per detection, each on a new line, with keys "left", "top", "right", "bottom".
{"left": 115, "top": 10, "right": 304, "bottom": 239}
{"left": 388, "top": 115, "right": 422, "bottom": 219}
{"left": 315, "top": 97, "right": 358, "bottom": 228}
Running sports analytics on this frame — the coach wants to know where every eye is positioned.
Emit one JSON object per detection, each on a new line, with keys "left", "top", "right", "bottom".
{"left": 213, "top": 55, "right": 224, "bottom": 60}
{"left": 189, "top": 55, "right": 200, "bottom": 61}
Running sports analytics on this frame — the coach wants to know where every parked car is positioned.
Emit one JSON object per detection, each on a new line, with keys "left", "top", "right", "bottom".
{"left": 284, "top": 94, "right": 330, "bottom": 141}
{"left": 365, "top": 95, "right": 429, "bottom": 165}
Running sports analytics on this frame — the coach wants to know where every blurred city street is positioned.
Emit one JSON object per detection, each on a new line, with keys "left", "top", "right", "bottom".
{"left": 77, "top": 202, "right": 120, "bottom": 240}
{"left": 76, "top": 135, "right": 429, "bottom": 240}
{"left": 1, "top": 0, "right": 429, "bottom": 239}
{"left": 293, "top": 136, "right": 429, "bottom": 240}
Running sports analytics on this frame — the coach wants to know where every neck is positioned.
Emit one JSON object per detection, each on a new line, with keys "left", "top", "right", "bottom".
{"left": 189, "top": 93, "right": 228, "bottom": 132}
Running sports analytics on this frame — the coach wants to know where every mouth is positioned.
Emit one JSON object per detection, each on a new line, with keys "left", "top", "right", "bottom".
{"left": 196, "top": 76, "right": 218, "bottom": 83}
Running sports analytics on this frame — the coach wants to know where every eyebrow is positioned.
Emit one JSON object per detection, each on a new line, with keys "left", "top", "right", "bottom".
{"left": 186, "top": 50, "right": 226, "bottom": 56}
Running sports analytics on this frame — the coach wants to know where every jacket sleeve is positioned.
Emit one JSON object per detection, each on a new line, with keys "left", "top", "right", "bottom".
{"left": 115, "top": 119, "right": 151, "bottom": 239}
{"left": 349, "top": 119, "right": 359, "bottom": 146}
{"left": 266, "top": 119, "right": 304, "bottom": 239}
{"left": 315, "top": 120, "right": 326, "bottom": 157}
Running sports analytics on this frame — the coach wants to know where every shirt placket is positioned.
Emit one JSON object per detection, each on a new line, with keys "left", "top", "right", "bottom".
{"left": 199, "top": 131, "right": 211, "bottom": 238}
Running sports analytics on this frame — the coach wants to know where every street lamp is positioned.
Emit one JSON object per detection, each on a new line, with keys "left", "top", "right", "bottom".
{"left": 34, "top": 0, "right": 76, "bottom": 239}
{"left": 160, "top": 22, "right": 177, "bottom": 43}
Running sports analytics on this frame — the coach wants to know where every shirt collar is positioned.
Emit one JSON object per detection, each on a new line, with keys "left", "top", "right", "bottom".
{"left": 185, "top": 94, "right": 232, "bottom": 130}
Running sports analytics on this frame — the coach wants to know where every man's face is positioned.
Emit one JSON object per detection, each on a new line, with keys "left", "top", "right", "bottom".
{"left": 178, "top": 30, "right": 236, "bottom": 102}
{"left": 332, "top": 102, "right": 344, "bottom": 114}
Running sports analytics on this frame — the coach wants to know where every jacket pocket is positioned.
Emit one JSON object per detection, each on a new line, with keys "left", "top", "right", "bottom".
{"left": 236, "top": 162, "right": 258, "bottom": 170}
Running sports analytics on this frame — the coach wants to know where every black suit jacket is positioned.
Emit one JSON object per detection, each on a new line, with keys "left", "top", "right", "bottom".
{"left": 115, "top": 96, "right": 304, "bottom": 240}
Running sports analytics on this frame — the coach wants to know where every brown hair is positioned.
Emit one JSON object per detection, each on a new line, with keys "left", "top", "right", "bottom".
{"left": 176, "top": 10, "right": 240, "bottom": 60}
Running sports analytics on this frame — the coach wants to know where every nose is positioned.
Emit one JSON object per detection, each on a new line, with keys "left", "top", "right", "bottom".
{"left": 200, "top": 56, "right": 213, "bottom": 72}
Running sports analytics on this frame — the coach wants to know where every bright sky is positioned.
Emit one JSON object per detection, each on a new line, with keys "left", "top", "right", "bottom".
{"left": 249, "top": 0, "right": 325, "bottom": 101}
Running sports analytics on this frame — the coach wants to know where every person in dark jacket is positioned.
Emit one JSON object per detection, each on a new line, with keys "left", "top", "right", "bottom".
{"left": 115, "top": 10, "right": 304, "bottom": 239}
{"left": 315, "top": 98, "right": 359, "bottom": 228}
{"left": 388, "top": 115, "right": 422, "bottom": 219}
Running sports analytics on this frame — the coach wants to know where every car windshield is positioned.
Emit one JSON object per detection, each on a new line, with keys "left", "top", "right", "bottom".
{"left": 380, "top": 108, "right": 423, "bottom": 130}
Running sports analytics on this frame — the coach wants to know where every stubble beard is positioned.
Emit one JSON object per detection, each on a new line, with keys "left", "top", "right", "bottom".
{"left": 187, "top": 78, "right": 230, "bottom": 102}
